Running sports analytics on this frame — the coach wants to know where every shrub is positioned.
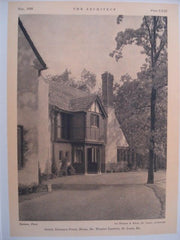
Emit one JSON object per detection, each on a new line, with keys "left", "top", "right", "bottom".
{"left": 18, "top": 183, "right": 38, "bottom": 195}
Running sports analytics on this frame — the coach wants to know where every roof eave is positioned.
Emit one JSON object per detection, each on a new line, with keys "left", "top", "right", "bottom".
{"left": 96, "top": 95, "right": 108, "bottom": 118}
{"left": 18, "top": 18, "right": 47, "bottom": 71}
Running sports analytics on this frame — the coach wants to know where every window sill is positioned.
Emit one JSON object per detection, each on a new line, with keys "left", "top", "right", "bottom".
{"left": 54, "top": 139, "right": 71, "bottom": 143}
{"left": 91, "top": 125, "right": 99, "bottom": 128}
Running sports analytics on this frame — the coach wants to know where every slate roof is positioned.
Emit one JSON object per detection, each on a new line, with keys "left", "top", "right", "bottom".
{"left": 49, "top": 80, "right": 107, "bottom": 116}
{"left": 49, "top": 81, "right": 88, "bottom": 111}
{"left": 49, "top": 80, "right": 91, "bottom": 111}
{"left": 70, "top": 95, "right": 97, "bottom": 111}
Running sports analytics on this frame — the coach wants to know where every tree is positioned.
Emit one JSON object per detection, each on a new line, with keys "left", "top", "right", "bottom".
{"left": 113, "top": 73, "right": 167, "bottom": 170}
{"left": 78, "top": 68, "right": 96, "bottom": 93}
{"left": 111, "top": 16, "right": 167, "bottom": 183}
{"left": 114, "top": 77, "right": 151, "bottom": 158}
{"left": 49, "top": 68, "right": 97, "bottom": 93}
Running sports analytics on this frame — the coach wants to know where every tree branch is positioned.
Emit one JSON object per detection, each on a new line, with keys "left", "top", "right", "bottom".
{"left": 144, "top": 17, "right": 153, "bottom": 47}
{"left": 135, "top": 105, "right": 151, "bottom": 110}
{"left": 154, "top": 41, "right": 166, "bottom": 64}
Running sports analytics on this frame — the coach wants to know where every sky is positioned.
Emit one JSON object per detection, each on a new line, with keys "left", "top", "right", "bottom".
{"left": 21, "top": 14, "right": 146, "bottom": 85}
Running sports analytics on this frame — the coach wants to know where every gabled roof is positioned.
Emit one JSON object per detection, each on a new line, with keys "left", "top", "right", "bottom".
{"left": 70, "top": 95, "right": 107, "bottom": 117}
{"left": 18, "top": 18, "right": 47, "bottom": 71}
{"left": 49, "top": 80, "right": 89, "bottom": 111}
{"left": 70, "top": 95, "right": 97, "bottom": 111}
{"left": 49, "top": 80, "right": 107, "bottom": 117}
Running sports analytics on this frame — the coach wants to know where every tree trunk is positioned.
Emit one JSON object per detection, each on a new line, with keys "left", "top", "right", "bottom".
{"left": 147, "top": 87, "right": 156, "bottom": 184}
{"left": 154, "top": 153, "right": 157, "bottom": 172}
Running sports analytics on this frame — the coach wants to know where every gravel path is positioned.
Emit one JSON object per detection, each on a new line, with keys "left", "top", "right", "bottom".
{"left": 19, "top": 171, "right": 166, "bottom": 221}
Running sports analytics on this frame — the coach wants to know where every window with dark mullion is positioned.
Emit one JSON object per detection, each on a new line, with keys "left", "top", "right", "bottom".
{"left": 61, "top": 113, "right": 70, "bottom": 139}
{"left": 55, "top": 112, "right": 71, "bottom": 140}
{"left": 90, "top": 114, "right": 99, "bottom": 128}
{"left": 56, "top": 113, "right": 62, "bottom": 139}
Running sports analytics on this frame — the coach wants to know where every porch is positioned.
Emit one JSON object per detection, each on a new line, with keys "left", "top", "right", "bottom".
{"left": 72, "top": 144, "right": 105, "bottom": 174}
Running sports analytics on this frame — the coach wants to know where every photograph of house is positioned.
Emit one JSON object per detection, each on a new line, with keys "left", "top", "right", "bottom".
{"left": 18, "top": 18, "right": 129, "bottom": 186}
{"left": 17, "top": 14, "right": 167, "bottom": 221}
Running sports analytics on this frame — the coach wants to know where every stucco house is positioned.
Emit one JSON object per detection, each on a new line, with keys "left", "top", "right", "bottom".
{"left": 17, "top": 18, "right": 129, "bottom": 186}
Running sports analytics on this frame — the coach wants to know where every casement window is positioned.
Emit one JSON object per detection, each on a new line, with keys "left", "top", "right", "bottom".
{"left": 90, "top": 114, "right": 99, "bottom": 127}
{"left": 56, "top": 113, "right": 62, "bottom": 139}
{"left": 117, "top": 149, "right": 120, "bottom": 162}
{"left": 92, "top": 148, "right": 100, "bottom": 163}
{"left": 73, "top": 146, "right": 83, "bottom": 164}
{"left": 55, "top": 112, "right": 71, "bottom": 140}
{"left": 61, "top": 113, "right": 70, "bottom": 139}
{"left": 17, "top": 125, "right": 24, "bottom": 169}
{"left": 74, "top": 149, "right": 83, "bottom": 163}
{"left": 65, "top": 151, "right": 69, "bottom": 159}
{"left": 117, "top": 149, "right": 128, "bottom": 162}
{"left": 59, "top": 150, "right": 63, "bottom": 161}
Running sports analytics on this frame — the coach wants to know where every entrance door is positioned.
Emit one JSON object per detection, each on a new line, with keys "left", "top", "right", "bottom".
{"left": 87, "top": 148, "right": 98, "bottom": 173}
{"left": 72, "top": 146, "right": 84, "bottom": 174}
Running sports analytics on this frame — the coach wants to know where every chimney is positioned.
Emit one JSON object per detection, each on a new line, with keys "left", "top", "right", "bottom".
{"left": 102, "top": 72, "right": 114, "bottom": 107}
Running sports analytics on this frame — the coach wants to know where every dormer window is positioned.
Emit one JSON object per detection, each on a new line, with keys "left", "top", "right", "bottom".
{"left": 90, "top": 114, "right": 99, "bottom": 128}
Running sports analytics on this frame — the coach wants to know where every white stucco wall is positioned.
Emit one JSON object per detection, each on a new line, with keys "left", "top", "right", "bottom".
{"left": 105, "top": 107, "right": 128, "bottom": 164}
{"left": 54, "top": 143, "right": 72, "bottom": 171}
{"left": 17, "top": 26, "right": 40, "bottom": 185}
{"left": 18, "top": 154, "right": 39, "bottom": 185}
{"left": 38, "top": 75, "right": 52, "bottom": 174}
